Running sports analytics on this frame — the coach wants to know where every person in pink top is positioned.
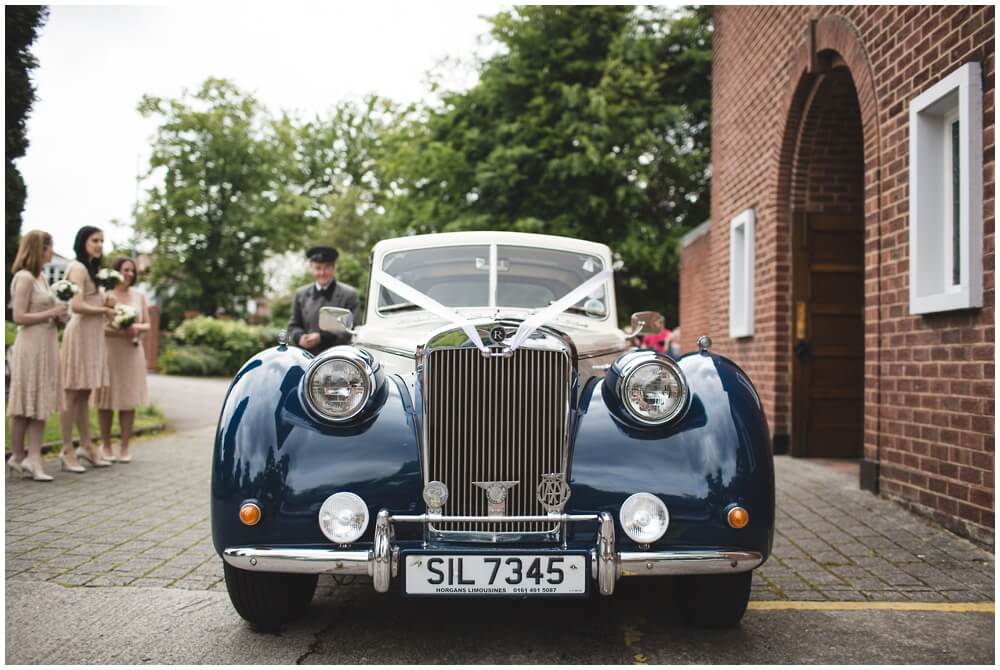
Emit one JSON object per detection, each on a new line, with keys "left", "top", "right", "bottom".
{"left": 641, "top": 326, "right": 671, "bottom": 353}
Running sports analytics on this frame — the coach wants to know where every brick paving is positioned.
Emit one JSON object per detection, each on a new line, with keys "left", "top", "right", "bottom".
{"left": 5, "top": 426, "right": 994, "bottom": 603}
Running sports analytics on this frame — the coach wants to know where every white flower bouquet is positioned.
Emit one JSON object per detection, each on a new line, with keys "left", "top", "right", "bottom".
{"left": 96, "top": 268, "right": 123, "bottom": 290}
{"left": 111, "top": 303, "right": 141, "bottom": 346}
{"left": 50, "top": 278, "right": 80, "bottom": 302}
{"left": 111, "top": 303, "right": 138, "bottom": 329}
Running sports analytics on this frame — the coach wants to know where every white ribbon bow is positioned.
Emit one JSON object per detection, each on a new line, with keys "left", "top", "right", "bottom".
{"left": 371, "top": 268, "right": 488, "bottom": 353}
{"left": 506, "top": 269, "right": 613, "bottom": 351}
{"left": 372, "top": 267, "right": 613, "bottom": 354}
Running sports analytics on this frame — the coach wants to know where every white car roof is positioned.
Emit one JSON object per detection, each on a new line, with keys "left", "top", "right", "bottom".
{"left": 371, "top": 231, "right": 613, "bottom": 260}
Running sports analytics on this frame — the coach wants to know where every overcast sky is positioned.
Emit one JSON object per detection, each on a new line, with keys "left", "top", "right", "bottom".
{"left": 18, "top": 2, "right": 506, "bottom": 257}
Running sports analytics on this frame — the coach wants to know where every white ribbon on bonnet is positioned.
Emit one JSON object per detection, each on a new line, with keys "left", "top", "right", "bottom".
{"left": 371, "top": 267, "right": 614, "bottom": 354}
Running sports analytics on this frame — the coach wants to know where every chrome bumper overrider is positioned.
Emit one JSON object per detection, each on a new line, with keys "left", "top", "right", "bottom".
{"left": 221, "top": 510, "right": 764, "bottom": 596}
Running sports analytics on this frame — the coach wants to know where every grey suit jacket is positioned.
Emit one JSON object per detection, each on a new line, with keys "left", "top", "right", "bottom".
{"left": 287, "top": 281, "right": 360, "bottom": 354}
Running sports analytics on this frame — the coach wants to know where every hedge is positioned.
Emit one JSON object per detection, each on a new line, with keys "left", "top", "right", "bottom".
{"left": 159, "top": 316, "right": 278, "bottom": 377}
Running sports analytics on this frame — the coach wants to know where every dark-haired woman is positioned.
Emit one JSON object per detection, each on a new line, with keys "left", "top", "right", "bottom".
{"left": 7, "top": 230, "right": 67, "bottom": 481}
{"left": 96, "top": 257, "right": 150, "bottom": 463}
{"left": 59, "top": 226, "right": 116, "bottom": 471}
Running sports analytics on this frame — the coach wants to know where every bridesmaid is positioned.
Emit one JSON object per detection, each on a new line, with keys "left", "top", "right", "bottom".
{"left": 59, "top": 226, "right": 116, "bottom": 471}
{"left": 6, "top": 230, "right": 68, "bottom": 481}
{"left": 96, "top": 256, "right": 150, "bottom": 463}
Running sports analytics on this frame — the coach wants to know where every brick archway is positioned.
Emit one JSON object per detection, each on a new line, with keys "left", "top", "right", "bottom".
{"left": 773, "top": 16, "right": 882, "bottom": 483}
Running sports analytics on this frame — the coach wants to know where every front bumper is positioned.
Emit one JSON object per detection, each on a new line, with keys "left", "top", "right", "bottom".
{"left": 221, "top": 510, "right": 764, "bottom": 596}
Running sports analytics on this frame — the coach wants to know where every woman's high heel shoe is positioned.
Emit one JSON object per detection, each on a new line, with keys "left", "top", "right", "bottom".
{"left": 59, "top": 453, "right": 86, "bottom": 473}
{"left": 20, "top": 460, "right": 53, "bottom": 482}
{"left": 75, "top": 447, "right": 112, "bottom": 468}
{"left": 6, "top": 456, "right": 23, "bottom": 477}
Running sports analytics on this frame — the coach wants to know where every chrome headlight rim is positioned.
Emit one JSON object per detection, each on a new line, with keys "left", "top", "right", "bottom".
{"left": 301, "top": 346, "right": 376, "bottom": 423}
{"left": 616, "top": 352, "right": 689, "bottom": 426}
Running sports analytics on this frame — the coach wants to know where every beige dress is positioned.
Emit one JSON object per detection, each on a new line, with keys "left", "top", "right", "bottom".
{"left": 60, "top": 260, "right": 110, "bottom": 390}
{"left": 7, "top": 270, "right": 65, "bottom": 419}
{"left": 95, "top": 289, "right": 149, "bottom": 411}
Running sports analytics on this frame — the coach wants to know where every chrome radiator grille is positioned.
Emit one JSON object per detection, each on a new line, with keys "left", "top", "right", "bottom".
{"left": 424, "top": 347, "right": 570, "bottom": 533}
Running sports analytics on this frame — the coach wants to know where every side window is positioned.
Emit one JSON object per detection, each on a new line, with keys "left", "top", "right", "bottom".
{"left": 729, "top": 208, "right": 755, "bottom": 338}
{"left": 908, "top": 62, "right": 983, "bottom": 314}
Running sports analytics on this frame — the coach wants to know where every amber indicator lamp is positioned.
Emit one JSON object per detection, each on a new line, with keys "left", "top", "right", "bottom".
{"left": 727, "top": 506, "right": 749, "bottom": 529}
{"left": 239, "top": 502, "right": 262, "bottom": 526}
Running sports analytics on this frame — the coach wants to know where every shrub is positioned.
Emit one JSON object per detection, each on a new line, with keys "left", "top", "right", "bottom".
{"left": 158, "top": 344, "right": 229, "bottom": 376}
{"left": 269, "top": 295, "right": 293, "bottom": 327}
{"left": 160, "top": 316, "right": 278, "bottom": 376}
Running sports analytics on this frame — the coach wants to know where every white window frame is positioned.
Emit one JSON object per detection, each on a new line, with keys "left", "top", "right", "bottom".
{"left": 908, "top": 62, "right": 983, "bottom": 314}
{"left": 728, "top": 208, "right": 755, "bottom": 338}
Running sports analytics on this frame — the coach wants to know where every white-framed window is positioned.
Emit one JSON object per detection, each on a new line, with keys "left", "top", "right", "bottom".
{"left": 908, "top": 61, "right": 983, "bottom": 314}
{"left": 729, "top": 208, "right": 755, "bottom": 338}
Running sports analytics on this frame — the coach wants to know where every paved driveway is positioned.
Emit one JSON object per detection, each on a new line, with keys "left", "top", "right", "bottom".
{"left": 146, "top": 373, "right": 232, "bottom": 432}
{"left": 4, "top": 375, "right": 994, "bottom": 663}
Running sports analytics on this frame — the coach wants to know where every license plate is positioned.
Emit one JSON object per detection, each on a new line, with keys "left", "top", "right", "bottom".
{"left": 404, "top": 554, "right": 588, "bottom": 596}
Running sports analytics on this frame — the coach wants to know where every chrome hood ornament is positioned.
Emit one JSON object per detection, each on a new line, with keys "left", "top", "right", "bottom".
{"left": 473, "top": 480, "right": 519, "bottom": 517}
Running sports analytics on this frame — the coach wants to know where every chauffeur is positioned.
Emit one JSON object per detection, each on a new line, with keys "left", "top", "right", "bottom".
{"left": 287, "top": 245, "right": 360, "bottom": 355}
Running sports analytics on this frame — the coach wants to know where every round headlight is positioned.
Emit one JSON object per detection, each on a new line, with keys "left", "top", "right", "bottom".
{"left": 619, "top": 492, "right": 669, "bottom": 544}
{"left": 620, "top": 357, "right": 688, "bottom": 425}
{"left": 303, "top": 349, "right": 373, "bottom": 422}
{"left": 318, "top": 492, "right": 369, "bottom": 544}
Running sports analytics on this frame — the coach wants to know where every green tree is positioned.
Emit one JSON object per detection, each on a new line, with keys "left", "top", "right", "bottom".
{"left": 6, "top": 5, "right": 49, "bottom": 309}
{"left": 291, "top": 96, "right": 415, "bottom": 310}
{"left": 384, "top": 5, "right": 712, "bottom": 324}
{"left": 135, "top": 79, "right": 308, "bottom": 326}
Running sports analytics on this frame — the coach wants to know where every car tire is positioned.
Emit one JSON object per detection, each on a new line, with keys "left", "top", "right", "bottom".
{"left": 223, "top": 562, "right": 318, "bottom": 631}
{"left": 676, "top": 570, "right": 752, "bottom": 628}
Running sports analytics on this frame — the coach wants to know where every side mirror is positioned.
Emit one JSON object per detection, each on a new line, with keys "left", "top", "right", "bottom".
{"left": 319, "top": 306, "right": 355, "bottom": 338}
{"left": 623, "top": 310, "right": 664, "bottom": 338}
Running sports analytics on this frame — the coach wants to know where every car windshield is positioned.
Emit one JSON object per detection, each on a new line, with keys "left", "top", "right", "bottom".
{"left": 377, "top": 244, "right": 608, "bottom": 318}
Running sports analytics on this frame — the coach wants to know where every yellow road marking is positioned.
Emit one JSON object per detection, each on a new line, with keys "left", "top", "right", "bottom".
{"left": 622, "top": 626, "right": 644, "bottom": 647}
{"left": 622, "top": 620, "right": 648, "bottom": 665}
{"left": 748, "top": 601, "right": 994, "bottom": 613}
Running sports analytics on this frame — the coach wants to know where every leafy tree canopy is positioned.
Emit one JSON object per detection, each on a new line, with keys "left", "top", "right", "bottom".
{"left": 382, "top": 5, "right": 712, "bottom": 323}
{"left": 291, "top": 96, "right": 414, "bottom": 307}
{"left": 135, "top": 79, "right": 310, "bottom": 326}
{"left": 6, "top": 5, "right": 49, "bottom": 306}
{"left": 135, "top": 6, "right": 712, "bottom": 328}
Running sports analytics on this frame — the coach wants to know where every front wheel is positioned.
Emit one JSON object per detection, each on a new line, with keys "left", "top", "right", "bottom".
{"left": 223, "top": 562, "right": 318, "bottom": 631}
{"left": 676, "top": 570, "right": 752, "bottom": 628}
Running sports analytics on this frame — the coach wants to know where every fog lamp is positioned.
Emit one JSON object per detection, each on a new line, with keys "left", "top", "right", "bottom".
{"left": 239, "top": 501, "right": 261, "bottom": 526}
{"left": 318, "top": 492, "right": 369, "bottom": 544}
{"left": 619, "top": 492, "right": 669, "bottom": 544}
{"left": 727, "top": 505, "right": 750, "bottom": 529}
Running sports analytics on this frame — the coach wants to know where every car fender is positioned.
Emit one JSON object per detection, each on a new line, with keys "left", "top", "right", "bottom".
{"left": 210, "top": 345, "right": 422, "bottom": 554}
{"left": 569, "top": 351, "right": 775, "bottom": 556}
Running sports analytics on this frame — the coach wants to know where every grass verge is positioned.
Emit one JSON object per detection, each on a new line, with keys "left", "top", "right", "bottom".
{"left": 5, "top": 403, "right": 165, "bottom": 452}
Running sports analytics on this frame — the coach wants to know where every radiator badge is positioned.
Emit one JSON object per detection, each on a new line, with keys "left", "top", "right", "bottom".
{"left": 537, "top": 473, "right": 571, "bottom": 514}
{"left": 473, "top": 480, "right": 519, "bottom": 516}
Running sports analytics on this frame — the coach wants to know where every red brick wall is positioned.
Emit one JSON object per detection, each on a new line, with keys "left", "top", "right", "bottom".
{"left": 687, "top": 6, "right": 995, "bottom": 543}
{"left": 791, "top": 68, "right": 865, "bottom": 216}
{"left": 678, "top": 224, "right": 711, "bottom": 353}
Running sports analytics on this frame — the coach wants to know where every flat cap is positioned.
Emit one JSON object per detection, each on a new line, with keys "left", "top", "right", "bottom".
{"left": 306, "top": 245, "right": 338, "bottom": 263}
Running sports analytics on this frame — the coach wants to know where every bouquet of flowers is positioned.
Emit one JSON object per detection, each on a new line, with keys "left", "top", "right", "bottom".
{"left": 111, "top": 303, "right": 140, "bottom": 346}
{"left": 50, "top": 278, "right": 80, "bottom": 302}
{"left": 96, "top": 268, "right": 124, "bottom": 290}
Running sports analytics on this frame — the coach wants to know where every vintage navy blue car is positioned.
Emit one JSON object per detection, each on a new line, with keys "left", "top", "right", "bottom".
{"left": 212, "top": 232, "right": 774, "bottom": 630}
